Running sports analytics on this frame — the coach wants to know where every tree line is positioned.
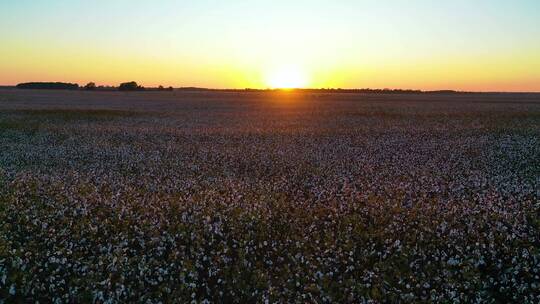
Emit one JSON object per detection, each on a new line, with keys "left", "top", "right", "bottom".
{"left": 16, "top": 81, "right": 173, "bottom": 91}
{"left": 16, "top": 82, "right": 465, "bottom": 94}
{"left": 16, "top": 82, "right": 79, "bottom": 90}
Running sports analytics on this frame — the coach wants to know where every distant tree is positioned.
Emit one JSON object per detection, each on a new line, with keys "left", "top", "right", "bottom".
{"left": 167, "top": 86, "right": 174, "bottom": 91}
{"left": 16, "top": 82, "right": 79, "bottom": 90}
{"left": 158, "top": 85, "right": 164, "bottom": 90}
{"left": 84, "top": 82, "right": 96, "bottom": 90}
{"left": 119, "top": 81, "right": 144, "bottom": 91}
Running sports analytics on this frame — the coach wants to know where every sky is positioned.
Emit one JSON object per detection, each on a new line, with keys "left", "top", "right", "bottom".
{"left": 1, "top": 0, "right": 539, "bottom": 91}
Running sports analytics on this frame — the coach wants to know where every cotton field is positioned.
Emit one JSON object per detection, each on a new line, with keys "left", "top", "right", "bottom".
{"left": 0, "top": 90, "right": 539, "bottom": 303}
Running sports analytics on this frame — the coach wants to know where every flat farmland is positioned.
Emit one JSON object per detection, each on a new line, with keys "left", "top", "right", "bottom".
{"left": 0, "top": 89, "right": 539, "bottom": 303}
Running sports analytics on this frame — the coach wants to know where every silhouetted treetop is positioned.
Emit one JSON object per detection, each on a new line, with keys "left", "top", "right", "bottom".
{"left": 84, "top": 82, "right": 96, "bottom": 90}
{"left": 16, "top": 82, "right": 79, "bottom": 90}
{"left": 119, "top": 81, "right": 144, "bottom": 91}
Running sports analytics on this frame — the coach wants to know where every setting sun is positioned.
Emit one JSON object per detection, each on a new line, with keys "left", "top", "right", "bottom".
{"left": 265, "top": 66, "right": 308, "bottom": 89}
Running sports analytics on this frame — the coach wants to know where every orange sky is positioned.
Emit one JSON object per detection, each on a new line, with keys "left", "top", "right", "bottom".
{"left": 1, "top": 1, "right": 539, "bottom": 91}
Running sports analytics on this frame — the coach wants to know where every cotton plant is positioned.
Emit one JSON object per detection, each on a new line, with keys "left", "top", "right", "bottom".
{"left": 0, "top": 97, "right": 539, "bottom": 303}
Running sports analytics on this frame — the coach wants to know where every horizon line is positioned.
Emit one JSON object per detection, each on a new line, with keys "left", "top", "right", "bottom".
{"left": 1, "top": 83, "right": 539, "bottom": 94}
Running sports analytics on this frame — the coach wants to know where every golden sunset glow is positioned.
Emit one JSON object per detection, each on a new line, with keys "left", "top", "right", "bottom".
{"left": 0, "top": 1, "right": 539, "bottom": 91}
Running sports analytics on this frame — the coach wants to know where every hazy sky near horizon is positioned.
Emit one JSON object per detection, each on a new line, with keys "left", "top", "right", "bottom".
{"left": 1, "top": 0, "right": 539, "bottom": 91}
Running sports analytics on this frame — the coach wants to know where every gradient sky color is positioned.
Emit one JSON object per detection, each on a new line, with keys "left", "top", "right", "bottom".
{"left": 1, "top": 0, "right": 539, "bottom": 91}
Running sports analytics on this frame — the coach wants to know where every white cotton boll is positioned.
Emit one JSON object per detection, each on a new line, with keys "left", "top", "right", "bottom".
{"left": 9, "top": 285, "right": 16, "bottom": 295}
